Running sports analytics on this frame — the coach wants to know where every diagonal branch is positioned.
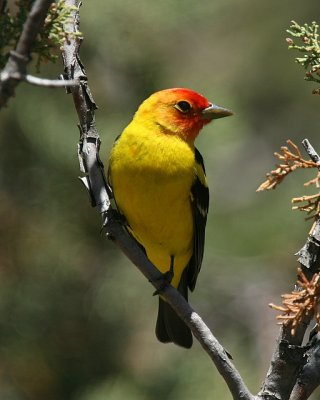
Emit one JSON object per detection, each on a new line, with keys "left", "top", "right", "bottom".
{"left": 105, "top": 211, "right": 254, "bottom": 400}
{"left": 15, "top": 1, "right": 52, "bottom": 57}
{"left": 60, "top": 1, "right": 254, "bottom": 400}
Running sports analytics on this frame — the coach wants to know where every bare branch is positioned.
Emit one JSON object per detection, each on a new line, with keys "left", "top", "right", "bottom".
{"left": 302, "top": 139, "right": 320, "bottom": 167}
{"left": 23, "top": 74, "right": 78, "bottom": 87}
{"left": 0, "top": 69, "right": 78, "bottom": 88}
{"left": 15, "top": 1, "right": 52, "bottom": 57}
{"left": 289, "top": 333, "right": 320, "bottom": 400}
{"left": 105, "top": 210, "right": 254, "bottom": 400}
{"left": 258, "top": 318, "right": 310, "bottom": 400}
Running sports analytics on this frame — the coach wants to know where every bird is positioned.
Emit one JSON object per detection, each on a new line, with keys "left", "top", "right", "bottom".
{"left": 108, "top": 88, "right": 232, "bottom": 348}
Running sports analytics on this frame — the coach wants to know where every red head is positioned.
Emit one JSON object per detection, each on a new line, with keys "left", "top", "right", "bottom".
{"left": 134, "top": 88, "right": 233, "bottom": 142}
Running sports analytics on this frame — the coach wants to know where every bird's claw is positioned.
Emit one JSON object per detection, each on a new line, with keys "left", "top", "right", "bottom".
{"left": 101, "top": 209, "right": 128, "bottom": 239}
{"left": 151, "top": 268, "right": 174, "bottom": 296}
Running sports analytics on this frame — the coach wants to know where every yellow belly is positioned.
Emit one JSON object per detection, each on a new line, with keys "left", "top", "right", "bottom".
{"left": 109, "top": 127, "right": 195, "bottom": 288}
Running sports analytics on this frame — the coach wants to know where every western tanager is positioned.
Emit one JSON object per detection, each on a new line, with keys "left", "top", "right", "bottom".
{"left": 108, "top": 88, "right": 232, "bottom": 348}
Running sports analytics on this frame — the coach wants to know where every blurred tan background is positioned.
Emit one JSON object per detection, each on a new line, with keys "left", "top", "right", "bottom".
{"left": 1, "top": 1, "right": 320, "bottom": 399}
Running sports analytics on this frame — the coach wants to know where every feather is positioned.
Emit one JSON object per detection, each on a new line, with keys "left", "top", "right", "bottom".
{"left": 188, "top": 148, "right": 209, "bottom": 291}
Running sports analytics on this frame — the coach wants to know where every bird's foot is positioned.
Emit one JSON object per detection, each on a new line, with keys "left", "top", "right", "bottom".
{"left": 103, "top": 208, "right": 127, "bottom": 227}
{"left": 152, "top": 256, "right": 174, "bottom": 296}
{"left": 101, "top": 209, "right": 128, "bottom": 238}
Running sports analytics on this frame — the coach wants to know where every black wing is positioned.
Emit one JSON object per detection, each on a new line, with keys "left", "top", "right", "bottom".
{"left": 187, "top": 147, "right": 209, "bottom": 291}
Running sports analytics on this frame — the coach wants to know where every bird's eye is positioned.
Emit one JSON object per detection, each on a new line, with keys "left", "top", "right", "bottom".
{"left": 174, "top": 101, "right": 192, "bottom": 113}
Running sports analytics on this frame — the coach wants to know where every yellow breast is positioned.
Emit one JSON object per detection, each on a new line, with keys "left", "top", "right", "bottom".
{"left": 109, "top": 123, "right": 196, "bottom": 287}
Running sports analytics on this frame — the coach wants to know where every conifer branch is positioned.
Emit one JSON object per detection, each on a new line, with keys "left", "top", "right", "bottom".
{"left": 257, "top": 140, "right": 318, "bottom": 192}
{"left": 292, "top": 194, "right": 320, "bottom": 219}
{"left": 269, "top": 269, "right": 320, "bottom": 335}
{"left": 286, "top": 21, "right": 320, "bottom": 94}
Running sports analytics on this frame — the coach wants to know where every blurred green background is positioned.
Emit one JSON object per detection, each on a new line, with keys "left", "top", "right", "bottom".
{"left": 1, "top": 1, "right": 320, "bottom": 399}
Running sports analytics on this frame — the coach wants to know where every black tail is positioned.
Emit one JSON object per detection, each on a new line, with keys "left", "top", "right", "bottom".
{"left": 155, "top": 270, "right": 192, "bottom": 348}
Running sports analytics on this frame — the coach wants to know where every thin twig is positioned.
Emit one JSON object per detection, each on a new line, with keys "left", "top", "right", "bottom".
{"left": 24, "top": 74, "right": 78, "bottom": 87}
{"left": 0, "top": 70, "right": 79, "bottom": 88}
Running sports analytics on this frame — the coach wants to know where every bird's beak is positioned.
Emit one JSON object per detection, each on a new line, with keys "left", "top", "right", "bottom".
{"left": 202, "top": 103, "right": 233, "bottom": 120}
